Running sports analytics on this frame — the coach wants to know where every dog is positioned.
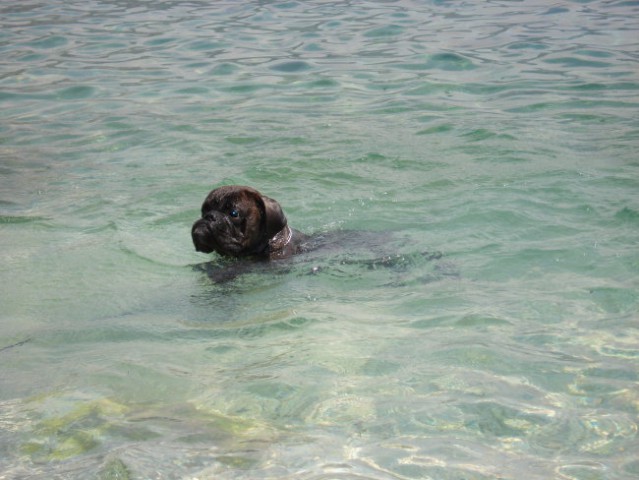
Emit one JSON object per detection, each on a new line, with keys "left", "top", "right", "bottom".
{"left": 192, "top": 185, "right": 452, "bottom": 284}
{"left": 191, "top": 185, "right": 308, "bottom": 260}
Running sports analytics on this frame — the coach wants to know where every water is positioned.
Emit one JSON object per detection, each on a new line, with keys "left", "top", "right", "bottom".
{"left": 1, "top": 0, "right": 638, "bottom": 478}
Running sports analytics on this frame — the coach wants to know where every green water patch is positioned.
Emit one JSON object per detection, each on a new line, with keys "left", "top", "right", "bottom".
{"left": 210, "top": 62, "right": 239, "bottom": 75}
{"left": 16, "top": 52, "right": 47, "bottom": 62}
{"left": 623, "top": 460, "right": 639, "bottom": 477}
{"left": 183, "top": 314, "right": 317, "bottom": 340}
{"left": 173, "top": 86, "right": 210, "bottom": 95}
{"left": 18, "top": 391, "right": 275, "bottom": 464}
{"left": 185, "top": 39, "right": 226, "bottom": 51}
{"left": 460, "top": 128, "right": 517, "bottom": 142}
{"left": 0, "top": 215, "right": 49, "bottom": 225}
{"left": 144, "top": 36, "right": 177, "bottom": 47}
{"left": 505, "top": 98, "right": 636, "bottom": 114}
{"left": 273, "top": 1, "right": 301, "bottom": 10}
{"left": 544, "top": 57, "right": 612, "bottom": 69}
{"left": 556, "top": 112, "right": 617, "bottom": 124}
{"left": 303, "top": 41, "right": 323, "bottom": 52}
{"left": 428, "top": 345, "right": 518, "bottom": 373}
{"left": 614, "top": 206, "right": 639, "bottom": 224}
{"left": 453, "top": 314, "right": 513, "bottom": 329}
{"left": 543, "top": 6, "right": 570, "bottom": 14}
{"left": 221, "top": 83, "right": 271, "bottom": 94}
{"left": 392, "top": 52, "right": 476, "bottom": 71}
{"left": 25, "top": 35, "right": 68, "bottom": 49}
{"left": 416, "top": 123, "right": 455, "bottom": 135}
{"left": 461, "top": 401, "right": 551, "bottom": 438}
{"left": 56, "top": 85, "right": 96, "bottom": 100}
{"left": 363, "top": 24, "right": 405, "bottom": 38}
{"left": 507, "top": 41, "right": 549, "bottom": 50}
{"left": 245, "top": 375, "right": 300, "bottom": 400}
{"left": 225, "top": 136, "right": 262, "bottom": 145}
{"left": 304, "top": 77, "right": 340, "bottom": 88}
{"left": 98, "top": 458, "right": 132, "bottom": 480}
{"left": 368, "top": 102, "right": 421, "bottom": 115}
{"left": 588, "top": 287, "right": 638, "bottom": 315}
{"left": 574, "top": 49, "right": 615, "bottom": 59}
{"left": 20, "top": 397, "right": 133, "bottom": 461}
{"left": 529, "top": 413, "right": 638, "bottom": 457}
{"left": 269, "top": 60, "right": 313, "bottom": 73}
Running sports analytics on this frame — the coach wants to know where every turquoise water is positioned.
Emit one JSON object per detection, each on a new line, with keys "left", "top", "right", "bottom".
{"left": 1, "top": 0, "right": 638, "bottom": 478}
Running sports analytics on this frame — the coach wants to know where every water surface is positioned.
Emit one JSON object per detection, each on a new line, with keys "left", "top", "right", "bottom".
{"left": 1, "top": 1, "right": 638, "bottom": 479}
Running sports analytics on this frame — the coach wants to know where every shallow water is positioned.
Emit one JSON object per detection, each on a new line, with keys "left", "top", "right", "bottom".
{"left": 1, "top": 1, "right": 638, "bottom": 478}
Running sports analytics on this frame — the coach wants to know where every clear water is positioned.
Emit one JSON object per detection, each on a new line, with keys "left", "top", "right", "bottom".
{"left": 1, "top": 1, "right": 638, "bottom": 478}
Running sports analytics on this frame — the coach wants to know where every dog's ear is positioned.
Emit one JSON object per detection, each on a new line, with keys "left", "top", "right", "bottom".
{"left": 261, "top": 195, "right": 287, "bottom": 238}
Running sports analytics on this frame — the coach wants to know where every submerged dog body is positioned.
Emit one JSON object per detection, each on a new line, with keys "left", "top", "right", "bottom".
{"left": 191, "top": 185, "right": 308, "bottom": 260}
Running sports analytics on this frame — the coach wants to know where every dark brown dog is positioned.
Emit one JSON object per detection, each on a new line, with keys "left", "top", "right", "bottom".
{"left": 191, "top": 185, "right": 308, "bottom": 260}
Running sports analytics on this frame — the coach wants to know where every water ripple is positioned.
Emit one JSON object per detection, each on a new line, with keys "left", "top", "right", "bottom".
{"left": 1, "top": 1, "right": 638, "bottom": 479}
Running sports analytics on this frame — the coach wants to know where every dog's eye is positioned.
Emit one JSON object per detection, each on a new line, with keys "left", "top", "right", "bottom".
{"left": 229, "top": 209, "right": 239, "bottom": 218}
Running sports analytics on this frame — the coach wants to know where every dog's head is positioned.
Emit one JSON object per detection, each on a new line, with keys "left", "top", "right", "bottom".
{"left": 191, "top": 185, "right": 287, "bottom": 257}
